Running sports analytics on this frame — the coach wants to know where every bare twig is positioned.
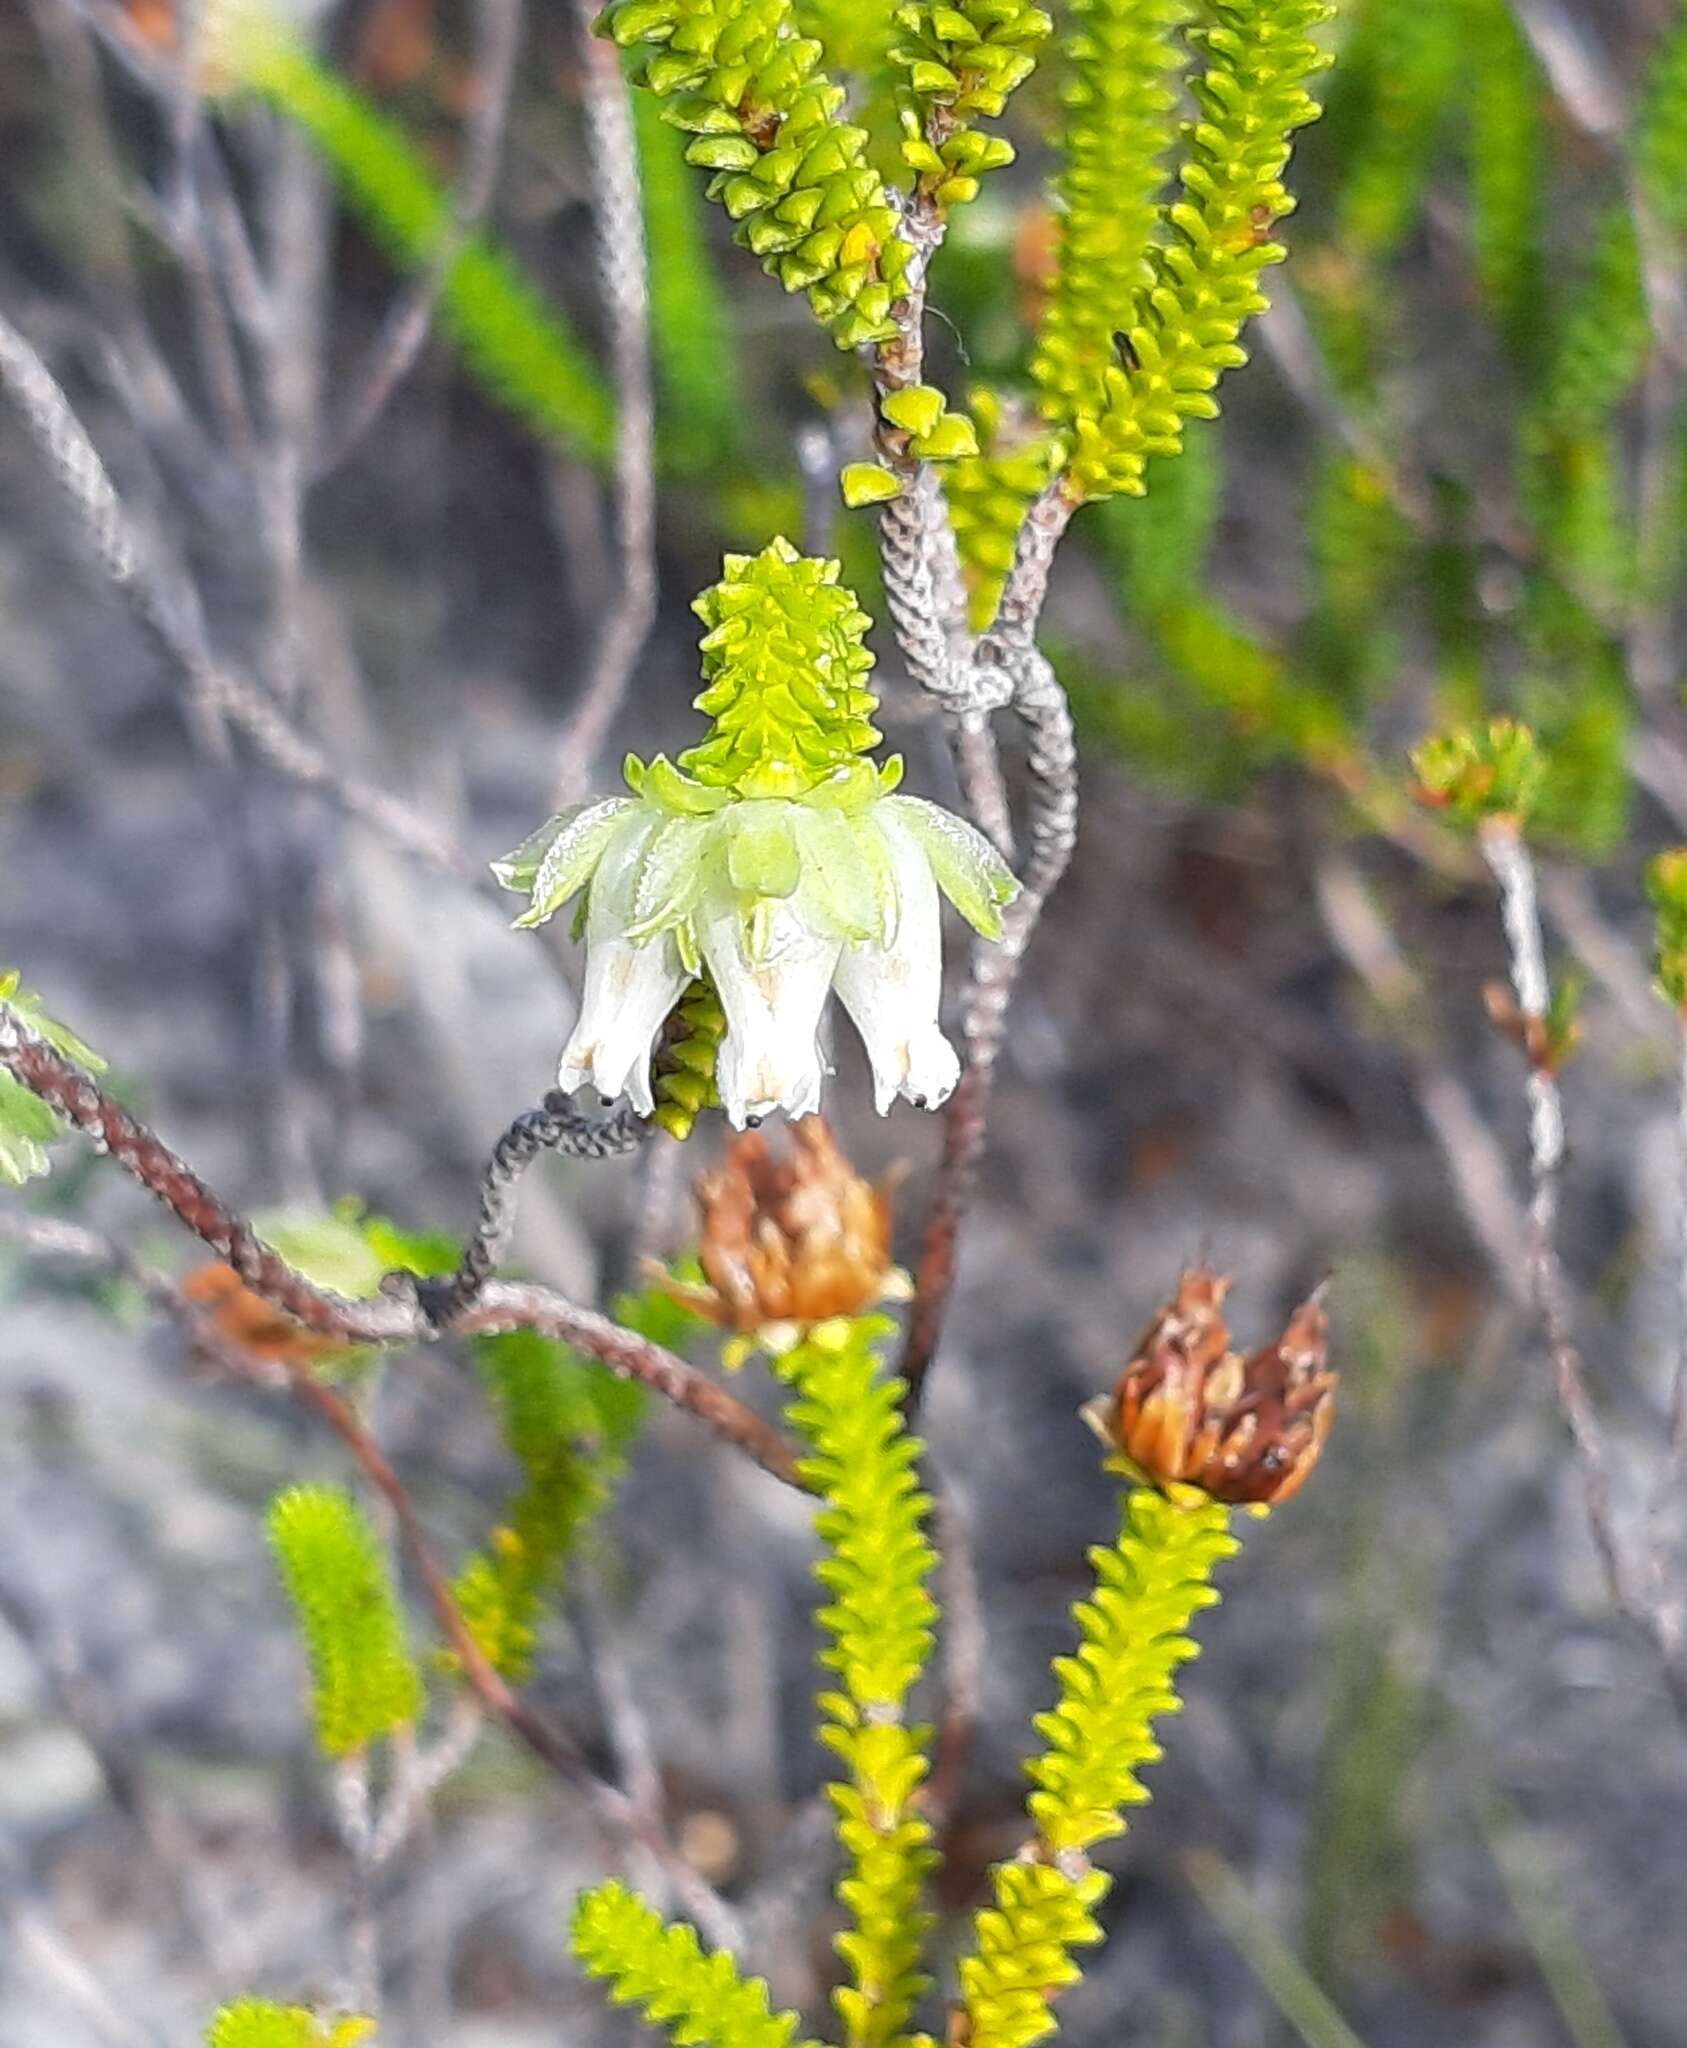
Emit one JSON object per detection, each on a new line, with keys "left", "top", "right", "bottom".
{"left": 0, "top": 305, "right": 495, "bottom": 896}
{"left": 554, "top": 3, "right": 658, "bottom": 803}
{"left": 903, "top": 486, "right": 1080, "bottom": 1401}
{"left": 926, "top": 1480, "right": 983, "bottom": 1829}
{"left": 3, "top": 1888, "right": 166, "bottom": 2048}
{"left": 369, "top": 1698, "right": 486, "bottom": 1868}
{"left": 580, "top": 1563, "right": 746, "bottom": 1945}
{"left": 458, "top": 1284, "right": 806, "bottom": 1490}
{"left": 330, "top": 1755, "right": 382, "bottom": 2016}
{"left": 1505, "top": 0, "right": 1625, "bottom": 146}
{"left": 871, "top": 190, "right": 977, "bottom": 709}
{"left": 1314, "top": 853, "right": 1533, "bottom": 1295}
{"left": 0, "top": 998, "right": 414, "bottom": 1341}
{"left": 1479, "top": 821, "right": 1687, "bottom": 1707}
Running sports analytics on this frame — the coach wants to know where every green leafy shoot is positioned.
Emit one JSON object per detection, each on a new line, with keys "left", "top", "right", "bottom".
{"left": 571, "top": 1879, "right": 822, "bottom": 2048}
{"left": 1648, "top": 848, "right": 1687, "bottom": 1012}
{"left": 1032, "top": 0, "right": 1194, "bottom": 428}
{"left": 955, "top": 1485, "right": 1237, "bottom": 2048}
{"left": 266, "top": 1485, "right": 424, "bottom": 1758}
{"left": 772, "top": 1315, "right": 938, "bottom": 2048}
{"left": 1063, "top": 0, "right": 1333, "bottom": 501}
{"left": 0, "top": 969, "right": 105, "bottom": 1188}
{"left": 599, "top": 0, "right": 914, "bottom": 351}
{"left": 892, "top": 0, "right": 1052, "bottom": 210}
{"left": 451, "top": 1329, "right": 643, "bottom": 1681}
{"left": 207, "top": 2002, "right": 373, "bottom": 2048}
{"left": 1410, "top": 716, "right": 1543, "bottom": 831}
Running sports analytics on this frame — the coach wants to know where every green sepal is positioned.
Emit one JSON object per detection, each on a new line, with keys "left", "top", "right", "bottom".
{"left": 502, "top": 798, "right": 636, "bottom": 926}
{"left": 626, "top": 813, "right": 713, "bottom": 940}
{"left": 642, "top": 752, "right": 734, "bottom": 814}
{"left": 726, "top": 802, "right": 805, "bottom": 898}
{"left": 883, "top": 794, "right": 1018, "bottom": 937}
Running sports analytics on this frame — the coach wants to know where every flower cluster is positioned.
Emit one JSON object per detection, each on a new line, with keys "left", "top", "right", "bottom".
{"left": 499, "top": 541, "right": 1016, "bottom": 1128}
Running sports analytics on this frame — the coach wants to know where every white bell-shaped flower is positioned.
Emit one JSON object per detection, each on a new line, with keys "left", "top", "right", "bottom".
{"left": 696, "top": 890, "right": 840, "bottom": 1127}
{"left": 556, "top": 811, "right": 689, "bottom": 1115}
{"left": 498, "top": 759, "right": 1019, "bottom": 1127}
{"left": 833, "top": 806, "right": 962, "bottom": 1114}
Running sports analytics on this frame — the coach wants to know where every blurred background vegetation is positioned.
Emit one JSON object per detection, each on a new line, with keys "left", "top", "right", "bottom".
{"left": 5, "top": 0, "right": 1687, "bottom": 2044}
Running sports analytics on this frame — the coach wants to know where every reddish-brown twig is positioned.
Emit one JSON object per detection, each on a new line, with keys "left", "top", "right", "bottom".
{"left": 0, "top": 997, "right": 806, "bottom": 1491}
{"left": 458, "top": 1283, "right": 804, "bottom": 1491}
{"left": 5, "top": 1209, "right": 740, "bottom": 1950}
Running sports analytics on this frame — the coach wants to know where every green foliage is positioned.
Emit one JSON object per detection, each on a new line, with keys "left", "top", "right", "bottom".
{"left": 1329, "top": 0, "right": 1459, "bottom": 265}
{"left": 1648, "top": 849, "right": 1687, "bottom": 1011}
{"left": 679, "top": 537, "right": 883, "bottom": 792}
{"left": 1093, "top": 444, "right": 1354, "bottom": 778}
{"left": 1461, "top": 0, "right": 1546, "bottom": 360}
{"left": 956, "top": 1484, "right": 1237, "bottom": 2048}
{"left": 0, "top": 969, "right": 104, "bottom": 1188}
{"left": 265, "top": 1485, "right": 423, "bottom": 1757}
{"left": 1031, "top": 0, "right": 1192, "bottom": 428}
{"left": 635, "top": 93, "right": 745, "bottom": 474}
{"left": 1063, "top": 0, "right": 1332, "bottom": 500}
{"left": 1303, "top": 453, "right": 1410, "bottom": 717}
{"left": 572, "top": 1880, "right": 821, "bottom": 2048}
{"left": 220, "top": 14, "right": 612, "bottom": 461}
{"left": 1028, "top": 1486, "right": 1234, "bottom": 1851}
{"left": 1104, "top": 432, "right": 1221, "bottom": 614}
{"left": 599, "top": 0, "right": 914, "bottom": 350}
{"left": 256, "top": 1203, "right": 391, "bottom": 1300}
{"left": 798, "top": 0, "right": 899, "bottom": 83}
{"left": 1411, "top": 716, "right": 1543, "bottom": 831}
{"left": 942, "top": 390, "right": 1061, "bottom": 626}
{"left": 959, "top": 1860, "right": 1110, "bottom": 2048}
{"left": 891, "top": 0, "right": 1052, "bottom": 209}
{"left": 773, "top": 1315, "right": 939, "bottom": 2047}
{"left": 1630, "top": 0, "right": 1687, "bottom": 250}
{"left": 452, "top": 1329, "right": 645, "bottom": 1679}
{"left": 1524, "top": 9, "right": 1687, "bottom": 601}
{"left": 206, "top": 2003, "right": 372, "bottom": 2048}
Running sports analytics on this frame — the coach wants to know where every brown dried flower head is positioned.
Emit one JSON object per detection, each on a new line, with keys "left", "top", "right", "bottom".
{"left": 181, "top": 1262, "right": 345, "bottom": 1368}
{"left": 1102, "top": 1267, "right": 1335, "bottom": 1508}
{"left": 657, "top": 1117, "right": 906, "bottom": 1349}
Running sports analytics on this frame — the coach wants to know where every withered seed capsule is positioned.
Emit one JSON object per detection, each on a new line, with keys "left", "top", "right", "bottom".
{"left": 1106, "top": 1267, "right": 1335, "bottom": 1507}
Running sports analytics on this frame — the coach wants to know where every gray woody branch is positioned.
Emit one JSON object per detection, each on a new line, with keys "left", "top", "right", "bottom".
{"left": 0, "top": 305, "right": 493, "bottom": 901}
